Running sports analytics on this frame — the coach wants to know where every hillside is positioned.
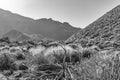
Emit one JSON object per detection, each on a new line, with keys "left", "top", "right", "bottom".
{"left": 0, "top": 8, "right": 36, "bottom": 37}
{"left": 66, "top": 5, "right": 120, "bottom": 48}
{"left": 3, "top": 29, "right": 31, "bottom": 41}
{"left": 29, "top": 18, "right": 79, "bottom": 40}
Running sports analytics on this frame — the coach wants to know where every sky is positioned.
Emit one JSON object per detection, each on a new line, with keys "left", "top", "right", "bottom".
{"left": 0, "top": 0, "right": 120, "bottom": 28}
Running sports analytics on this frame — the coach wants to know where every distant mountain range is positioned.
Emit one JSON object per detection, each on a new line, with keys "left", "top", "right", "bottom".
{"left": 0, "top": 8, "right": 80, "bottom": 41}
{"left": 66, "top": 5, "right": 120, "bottom": 47}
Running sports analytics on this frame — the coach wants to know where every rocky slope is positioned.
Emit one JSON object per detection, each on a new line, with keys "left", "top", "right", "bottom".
{"left": 66, "top": 5, "right": 120, "bottom": 48}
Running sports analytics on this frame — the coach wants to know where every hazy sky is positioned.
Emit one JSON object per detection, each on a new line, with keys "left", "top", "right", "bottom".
{"left": 0, "top": 0, "right": 120, "bottom": 28}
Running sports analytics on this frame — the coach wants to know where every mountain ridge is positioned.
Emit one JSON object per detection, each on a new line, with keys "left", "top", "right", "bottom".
{"left": 0, "top": 8, "right": 80, "bottom": 41}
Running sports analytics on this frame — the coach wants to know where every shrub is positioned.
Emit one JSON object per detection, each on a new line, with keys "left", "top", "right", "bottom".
{"left": 81, "top": 49, "right": 95, "bottom": 59}
{"left": 0, "top": 53, "right": 15, "bottom": 71}
{"left": 19, "top": 64, "right": 28, "bottom": 70}
{"left": 52, "top": 51, "right": 66, "bottom": 63}
{"left": 32, "top": 53, "right": 50, "bottom": 65}
{"left": 16, "top": 52, "right": 25, "bottom": 60}
{"left": 51, "top": 48, "right": 81, "bottom": 64}
{"left": 70, "top": 52, "right": 80, "bottom": 63}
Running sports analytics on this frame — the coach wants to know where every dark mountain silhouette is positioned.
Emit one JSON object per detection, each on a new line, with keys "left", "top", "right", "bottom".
{"left": 0, "top": 8, "right": 80, "bottom": 41}
{"left": 66, "top": 5, "right": 120, "bottom": 47}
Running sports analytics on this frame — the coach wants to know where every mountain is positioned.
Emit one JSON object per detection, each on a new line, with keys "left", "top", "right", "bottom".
{"left": 29, "top": 18, "right": 79, "bottom": 40}
{"left": 3, "top": 29, "right": 30, "bottom": 41}
{"left": 0, "top": 9, "right": 34, "bottom": 36}
{"left": 66, "top": 5, "right": 120, "bottom": 47}
{"left": 0, "top": 8, "right": 80, "bottom": 40}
